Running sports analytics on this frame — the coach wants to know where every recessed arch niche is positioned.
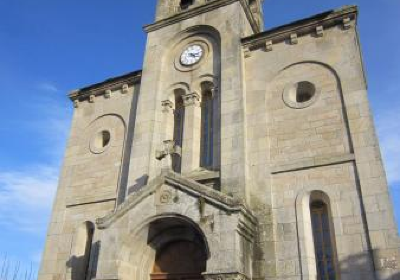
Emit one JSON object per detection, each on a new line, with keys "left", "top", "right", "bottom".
{"left": 159, "top": 25, "right": 222, "bottom": 173}
{"left": 267, "top": 61, "right": 352, "bottom": 167}
{"left": 116, "top": 216, "right": 209, "bottom": 280}
{"left": 67, "top": 114, "right": 126, "bottom": 206}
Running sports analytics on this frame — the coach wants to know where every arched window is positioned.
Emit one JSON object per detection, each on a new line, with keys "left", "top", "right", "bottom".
{"left": 70, "top": 222, "right": 95, "bottom": 280}
{"left": 200, "top": 88, "right": 214, "bottom": 168}
{"left": 180, "top": 0, "right": 194, "bottom": 10}
{"left": 310, "top": 200, "right": 338, "bottom": 280}
{"left": 173, "top": 93, "right": 185, "bottom": 173}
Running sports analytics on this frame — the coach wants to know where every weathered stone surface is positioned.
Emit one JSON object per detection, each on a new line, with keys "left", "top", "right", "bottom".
{"left": 38, "top": 2, "right": 400, "bottom": 280}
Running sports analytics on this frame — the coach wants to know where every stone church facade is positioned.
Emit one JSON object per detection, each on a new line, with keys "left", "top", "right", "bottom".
{"left": 38, "top": 1, "right": 400, "bottom": 280}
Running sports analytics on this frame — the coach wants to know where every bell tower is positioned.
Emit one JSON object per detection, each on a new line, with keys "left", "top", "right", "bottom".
{"left": 155, "top": 0, "right": 264, "bottom": 31}
{"left": 125, "top": 0, "right": 264, "bottom": 200}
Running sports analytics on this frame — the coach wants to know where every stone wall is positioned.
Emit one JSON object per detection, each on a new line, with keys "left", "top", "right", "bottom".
{"left": 38, "top": 82, "right": 140, "bottom": 280}
{"left": 38, "top": 3, "right": 400, "bottom": 280}
{"left": 243, "top": 10, "right": 400, "bottom": 279}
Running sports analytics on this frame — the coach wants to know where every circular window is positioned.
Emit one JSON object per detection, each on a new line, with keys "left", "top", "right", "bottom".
{"left": 90, "top": 130, "right": 111, "bottom": 154}
{"left": 283, "top": 81, "right": 319, "bottom": 109}
{"left": 296, "top": 82, "right": 316, "bottom": 103}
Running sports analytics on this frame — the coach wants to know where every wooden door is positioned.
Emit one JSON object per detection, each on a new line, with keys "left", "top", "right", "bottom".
{"left": 151, "top": 241, "right": 206, "bottom": 280}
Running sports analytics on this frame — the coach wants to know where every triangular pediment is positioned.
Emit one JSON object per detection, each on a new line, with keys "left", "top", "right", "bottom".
{"left": 96, "top": 171, "right": 255, "bottom": 229}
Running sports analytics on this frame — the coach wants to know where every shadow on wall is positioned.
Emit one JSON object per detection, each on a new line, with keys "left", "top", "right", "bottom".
{"left": 128, "top": 174, "right": 149, "bottom": 195}
{"left": 63, "top": 240, "right": 400, "bottom": 280}
{"left": 66, "top": 241, "right": 101, "bottom": 280}
{"left": 335, "top": 252, "right": 400, "bottom": 280}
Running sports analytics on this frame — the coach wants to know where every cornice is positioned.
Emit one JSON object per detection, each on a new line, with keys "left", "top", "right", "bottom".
{"left": 69, "top": 70, "right": 142, "bottom": 102}
{"left": 96, "top": 171, "right": 257, "bottom": 229}
{"left": 271, "top": 153, "right": 356, "bottom": 174}
{"left": 241, "top": 5, "right": 358, "bottom": 50}
{"left": 144, "top": 0, "right": 260, "bottom": 34}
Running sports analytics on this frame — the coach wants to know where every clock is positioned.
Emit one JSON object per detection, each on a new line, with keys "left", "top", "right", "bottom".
{"left": 180, "top": 45, "right": 204, "bottom": 66}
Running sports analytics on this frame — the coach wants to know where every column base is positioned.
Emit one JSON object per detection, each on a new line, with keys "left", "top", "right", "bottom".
{"left": 203, "top": 272, "right": 249, "bottom": 280}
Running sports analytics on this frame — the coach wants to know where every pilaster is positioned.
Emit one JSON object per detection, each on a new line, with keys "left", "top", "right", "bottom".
{"left": 181, "top": 92, "right": 202, "bottom": 174}
{"left": 161, "top": 100, "right": 175, "bottom": 141}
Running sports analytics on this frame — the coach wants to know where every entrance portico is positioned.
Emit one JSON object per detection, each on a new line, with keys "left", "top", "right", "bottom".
{"left": 94, "top": 172, "right": 257, "bottom": 280}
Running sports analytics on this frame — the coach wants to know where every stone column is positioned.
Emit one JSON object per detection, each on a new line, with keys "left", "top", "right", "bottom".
{"left": 181, "top": 92, "right": 202, "bottom": 174}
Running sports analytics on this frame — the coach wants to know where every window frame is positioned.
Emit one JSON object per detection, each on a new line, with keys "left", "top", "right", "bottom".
{"left": 310, "top": 200, "right": 339, "bottom": 280}
{"left": 173, "top": 95, "right": 185, "bottom": 173}
{"left": 200, "top": 90, "right": 214, "bottom": 168}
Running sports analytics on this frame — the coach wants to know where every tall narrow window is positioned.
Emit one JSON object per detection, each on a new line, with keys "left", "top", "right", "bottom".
{"left": 71, "top": 222, "right": 94, "bottom": 280}
{"left": 84, "top": 224, "right": 94, "bottom": 280}
{"left": 173, "top": 95, "right": 185, "bottom": 173}
{"left": 201, "top": 90, "right": 213, "bottom": 168}
{"left": 311, "top": 201, "right": 338, "bottom": 280}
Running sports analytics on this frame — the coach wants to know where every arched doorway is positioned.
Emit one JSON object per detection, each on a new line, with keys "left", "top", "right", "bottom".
{"left": 151, "top": 240, "right": 206, "bottom": 280}
{"left": 148, "top": 217, "right": 208, "bottom": 280}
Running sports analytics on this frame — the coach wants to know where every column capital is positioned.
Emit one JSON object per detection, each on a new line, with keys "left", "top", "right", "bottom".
{"left": 161, "top": 100, "right": 174, "bottom": 113}
{"left": 183, "top": 92, "right": 201, "bottom": 107}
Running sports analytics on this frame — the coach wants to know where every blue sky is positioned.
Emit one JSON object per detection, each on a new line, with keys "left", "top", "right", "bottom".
{"left": 0, "top": 0, "right": 399, "bottom": 276}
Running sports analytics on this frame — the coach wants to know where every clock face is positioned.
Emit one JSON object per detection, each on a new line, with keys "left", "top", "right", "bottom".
{"left": 180, "top": 45, "right": 204, "bottom": 66}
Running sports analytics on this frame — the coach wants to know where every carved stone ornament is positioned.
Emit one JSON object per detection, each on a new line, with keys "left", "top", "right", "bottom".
{"left": 89, "top": 95, "right": 95, "bottom": 103}
{"left": 159, "top": 190, "right": 173, "bottom": 204}
{"left": 105, "top": 90, "right": 111, "bottom": 99}
{"left": 156, "top": 140, "right": 180, "bottom": 160}
{"left": 316, "top": 25, "right": 324, "bottom": 37}
{"left": 74, "top": 100, "right": 79, "bottom": 108}
{"left": 290, "top": 33, "right": 298, "bottom": 45}
{"left": 122, "top": 84, "right": 129, "bottom": 94}
{"left": 343, "top": 17, "right": 351, "bottom": 30}
{"left": 265, "top": 40, "right": 273, "bottom": 52}
{"left": 156, "top": 140, "right": 181, "bottom": 172}
{"left": 161, "top": 100, "right": 174, "bottom": 113}
{"left": 182, "top": 92, "right": 200, "bottom": 107}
